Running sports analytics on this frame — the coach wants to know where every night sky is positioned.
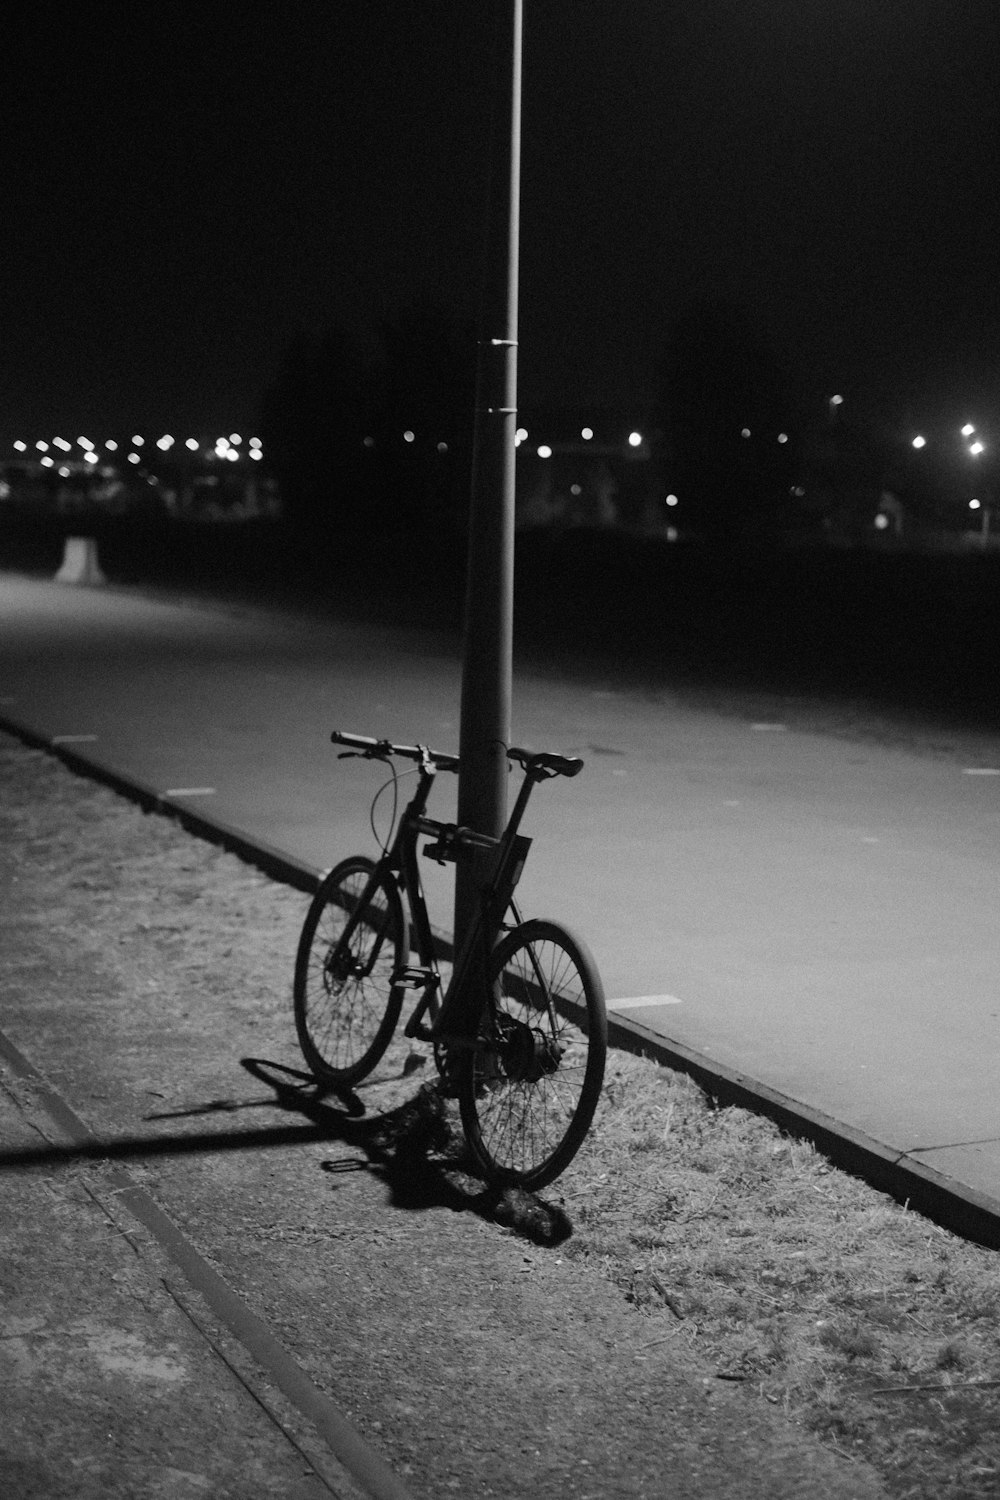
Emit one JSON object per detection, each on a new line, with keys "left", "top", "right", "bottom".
{"left": 4, "top": 1, "right": 999, "bottom": 445}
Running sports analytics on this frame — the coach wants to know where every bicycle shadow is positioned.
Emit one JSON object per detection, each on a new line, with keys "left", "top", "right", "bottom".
{"left": 240, "top": 1057, "right": 573, "bottom": 1247}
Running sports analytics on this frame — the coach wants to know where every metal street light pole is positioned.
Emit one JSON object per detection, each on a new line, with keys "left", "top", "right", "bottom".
{"left": 455, "top": 0, "right": 522, "bottom": 947}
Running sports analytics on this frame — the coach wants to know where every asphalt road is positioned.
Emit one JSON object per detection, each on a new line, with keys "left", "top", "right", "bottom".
{"left": 2, "top": 570, "right": 999, "bottom": 1242}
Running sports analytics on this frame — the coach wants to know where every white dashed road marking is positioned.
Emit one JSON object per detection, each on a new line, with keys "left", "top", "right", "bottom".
{"left": 610, "top": 995, "right": 683, "bottom": 1011}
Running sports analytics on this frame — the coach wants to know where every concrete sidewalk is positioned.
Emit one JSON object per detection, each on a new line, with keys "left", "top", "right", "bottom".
{"left": 2, "top": 570, "right": 999, "bottom": 1247}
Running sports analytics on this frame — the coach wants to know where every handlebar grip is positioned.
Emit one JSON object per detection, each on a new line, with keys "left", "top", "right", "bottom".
{"left": 330, "top": 731, "right": 385, "bottom": 752}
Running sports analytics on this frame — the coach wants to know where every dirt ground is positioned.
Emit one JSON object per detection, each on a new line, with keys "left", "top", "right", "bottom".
{"left": 1, "top": 726, "right": 997, "bottom": 1497}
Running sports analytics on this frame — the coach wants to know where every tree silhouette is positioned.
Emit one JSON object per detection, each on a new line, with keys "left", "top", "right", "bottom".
{"left": 258, "top": 324, "right": 373, "bottom": 539}
{"left": 658, "top": 299, "right": 798, "bottom": 537}
{"left": 260, "top": 304, "right": 476, "bottom": 540}
{"left": 367, "top": 303, "right": 476, "bottom": 532}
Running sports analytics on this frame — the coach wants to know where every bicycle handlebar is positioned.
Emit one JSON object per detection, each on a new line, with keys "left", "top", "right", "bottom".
{"left": 330, "top": 731, "right": 460, "bottom": 771}
{"left": 330, "top": 730, "right": 582, "bottom": 779}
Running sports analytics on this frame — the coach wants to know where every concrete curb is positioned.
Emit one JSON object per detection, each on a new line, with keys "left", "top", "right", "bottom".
{"left": 606, "top": 1013, "right": 1000, "bottom": 1252}
{"left": 4, "top": 709, "right": 1000, "bottom": 1252}
{"left": 0, "top": 711, "right": 320, "bottom": 896}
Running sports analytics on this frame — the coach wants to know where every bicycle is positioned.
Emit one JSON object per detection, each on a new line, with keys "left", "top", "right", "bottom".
{"left": 293, "top": 731, "right": 608, "bottom": 1189}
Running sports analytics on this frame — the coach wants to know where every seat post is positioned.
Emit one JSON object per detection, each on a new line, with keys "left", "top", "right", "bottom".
{"left": 500, "top": 763, "right": 540, "bottom": 849}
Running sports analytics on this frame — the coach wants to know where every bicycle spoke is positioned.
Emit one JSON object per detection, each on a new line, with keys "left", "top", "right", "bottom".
{"left": 459, "top": 920, "right": 606, "bottom": 1189}
{"left": 293, "top": 858, "right": 406, "bottom": 1085}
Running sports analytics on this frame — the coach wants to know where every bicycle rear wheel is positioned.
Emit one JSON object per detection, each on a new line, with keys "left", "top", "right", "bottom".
{"left": 293, "top": 856, "right": 408, "bottom": 1086}
{"left": 458, "top": 919, "right": 607, "bottom": 1190}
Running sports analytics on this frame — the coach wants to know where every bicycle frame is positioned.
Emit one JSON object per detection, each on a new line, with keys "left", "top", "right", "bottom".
{"left": 329, "top": 744, "right": 554, "bottom": 1050}
{"left": 297, "top": 730, "right": 605, "bottom": 1188}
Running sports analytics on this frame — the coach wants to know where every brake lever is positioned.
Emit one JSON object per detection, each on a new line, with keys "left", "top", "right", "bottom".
{"left": 338, "top": 749, "right": 391, "bottom": 764}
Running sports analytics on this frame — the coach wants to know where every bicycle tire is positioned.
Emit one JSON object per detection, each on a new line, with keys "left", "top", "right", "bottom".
{"left": 458, "top": 918, "right": 607, "bottom": 1189}
{"left": 293, "top": 855, "right": 408, "bottom": 1086}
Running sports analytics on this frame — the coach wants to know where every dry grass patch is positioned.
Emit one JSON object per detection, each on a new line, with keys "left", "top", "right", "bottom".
{"left": 549, "top": 1053, "right": 1000, "bottom": 1497}
{"left": 4, "top": 730, "right": 999, "bottom": 1497}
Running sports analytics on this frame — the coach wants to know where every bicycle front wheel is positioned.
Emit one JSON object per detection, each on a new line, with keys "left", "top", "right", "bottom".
{"left": 293, "top": 856, "right": 408, "bottom": 1086}
{"left": 458, "top": 919, "right": 607, "bottom": 1190}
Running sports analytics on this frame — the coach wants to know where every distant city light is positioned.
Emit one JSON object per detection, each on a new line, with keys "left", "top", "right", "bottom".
{"left": 628, "top": 431, "right": 643, "bottom": 447}
{"left": 969, "top": 441, "right": 985, "bottom": 456}
{"left": 912, "top": 435, "right": 926, "bottom": 449}
{"left": 7, "top": 429, "right": 261, "bottom": 468}
{"left": 874, "top": 513, "right": 890, "bottom": 530}
{"left": 403, "top": 430, "right": 415, "bottom": 443}
{"left": 363, "top": 435, "right": 375, "bottom": 448}
{"left": 665, "top": 494, "right": 679, "bottom": 507}
{"left": 962, "top": 423, "right": 975, "bottom": 437}
{"left": 830, "top": 394, "right": 844, "bottom": 406}
{"left": 570, "top": 483, "right": 582, "bottom": 496}
{"left": 970, "top": 498, "right": 982, "bottom": 510}
{"left": 436, "top": 441, "right": 449, "bottom": 453}
{"left": 777, "top": 432, "right": 788, "bottom": 444}
{"left": 741, "top": 428, "right": 751, "bottom": 439}
{"left": 581, "top": 427, "right": 593, "bottom": 440}
{"left": 537, "top": 445, "right": 552, "bottom": 458}
{"left": 515, "top": 427, "right": 528, "bottom": 443}
{"left": 40, "top": 455, "right": 53, "bottom": 467}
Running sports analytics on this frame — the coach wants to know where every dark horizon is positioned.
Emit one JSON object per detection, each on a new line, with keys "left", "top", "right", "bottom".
{"left": 4, "top": 2, "right": 999, "bottom": 446}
